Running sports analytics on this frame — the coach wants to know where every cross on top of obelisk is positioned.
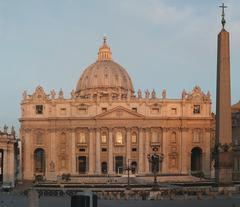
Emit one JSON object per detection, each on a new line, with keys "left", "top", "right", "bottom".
{"left": 219, "top": 3, "right": 227, "bottom": 28}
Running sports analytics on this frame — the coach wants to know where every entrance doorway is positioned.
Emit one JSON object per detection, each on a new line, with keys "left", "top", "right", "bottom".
{"left": 191, "top": 147, "right": 202, "bottom": 173}
{"left": 34, "top": 148, "right": 45, "bottom": 174}
{"left": 78, "top": 156, "right": 87, "bottom": 174}
{"left": 131, "top": 161, "right": 138, "bottom": 174}
{"left": 115, "top": 156, "right": 124, "bottom": 174}
{"left": 101, "top": 162, "right": 108, "bottom": 174}
{"left": 0, "top": 149, "right": 3, "bottom": 182}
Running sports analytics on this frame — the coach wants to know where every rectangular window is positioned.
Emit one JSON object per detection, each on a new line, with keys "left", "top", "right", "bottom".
{"left": 151, "top": 108, "right": 160, "bottom": 114}
{"left": 171, "top": 108, "right": 177, "bottom": 115}
{"left": 102, "top": 148, "right": 107, "bottom": 152}
{"left": 102, "top": 108, "right": 107, "bottom": 112}
{"left": 79, "top": 132, "right": 86, "bottom": 143}
{"left": 79, "top": 148, "right": 86, "bottom": 152}
{"left": 36, "top": 105, "right": 43, "bottom": 114}
{"left": 101, "top": 134, "right": 107, "bottom": 144}
{"left": 131, "top": 133, "right": 137, "bottom": 143}
{"left": 78, "top": 108, "right": 87, "bottom": 114}
{"left": 132, "top": 108, "right": 137, "bottom": 112}
{"left": 115, "top": 132, "right": 123, "bottom": 145}
{"left": 132, "top": 148, "right": 137, "bottom": 152}
{"left": 193, "top": 105, "right": 201, "bottom": 114}
{"left": 60, "top": 108, "right": 66, "bottom": 115}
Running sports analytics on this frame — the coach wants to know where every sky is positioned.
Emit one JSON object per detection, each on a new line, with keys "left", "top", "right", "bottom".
{"left": 0, "top": 0, "right": 240, "bottom": 131}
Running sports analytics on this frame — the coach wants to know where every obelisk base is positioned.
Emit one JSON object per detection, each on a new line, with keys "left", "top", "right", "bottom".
{"left": 215, "top": 151, "right": 233, "bottom": 186}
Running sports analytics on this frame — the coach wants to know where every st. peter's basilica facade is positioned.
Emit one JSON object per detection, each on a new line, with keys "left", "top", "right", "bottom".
{"left": 20, "top": 37, "right": 214, "bottom": 181}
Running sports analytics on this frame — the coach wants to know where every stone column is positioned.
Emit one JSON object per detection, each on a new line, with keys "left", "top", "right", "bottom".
{"left": 108, "top": 129, "right": 114, "bottom": 174}
{"left": 71, "top": 130, "right": 77, "bottom": 174}
{"left": 126, "top": 128, "right": 131, "bottom": 164}
{"left": 47, "top": 129, "right": 57, "bottom": 180}
{"left": 144, "top": 128, "right": 150, "bottom": 173}
{"left": 138, "top": 128, "right": 144, "bottom": 174}
{"left": 3, "top": 148, "right": 8, "bottom": 182}
{"left": 179, "top": 129, "right": 183, "bottom": 174}
{"left": 162, "top": 128, "right": 168, "bottom": 173}
{"left": 8, "top": 147, "right": 14, "bottom": 184}
{"left": 203, "top": 130, "right": 211, "bottom": 177}
{"left": 88, "top": 128, "right": 95, "bottom": 175}
{"left": 95, "top": 129, "right": 101, "bottom": 174}
{"left": 181, "top": 128, "right": 189, "bottom": 174}
{"left": 24, "top": 129, "right": 32, "bottom": 180}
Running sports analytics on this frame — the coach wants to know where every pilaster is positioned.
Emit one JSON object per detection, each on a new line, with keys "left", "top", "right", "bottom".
{"left": 138, "top": 128, "right": 144, "bottom": 174}
{"left": 95, "top": 129, "right": 101, "bottom": 174}
{"left": 108, "top": 128, "right": 114, "bottom": 174}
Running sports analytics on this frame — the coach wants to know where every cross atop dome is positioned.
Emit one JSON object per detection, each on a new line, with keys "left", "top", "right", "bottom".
{"left": 98, "top": 36, "right": 112, "bottom": 61}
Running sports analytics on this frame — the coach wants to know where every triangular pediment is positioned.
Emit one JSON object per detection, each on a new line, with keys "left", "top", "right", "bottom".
{"left": 95, "top": 106, "right": 145, "bottom": 120}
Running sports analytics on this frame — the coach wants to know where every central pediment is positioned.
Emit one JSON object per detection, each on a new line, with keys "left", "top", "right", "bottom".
{"left": 94, "top": 106, "right": 145, "bottom": 120}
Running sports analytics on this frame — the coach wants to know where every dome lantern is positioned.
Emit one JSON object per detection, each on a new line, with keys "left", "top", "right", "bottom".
{"left": 98, "top": 36, "right": 112, "bottom": 61}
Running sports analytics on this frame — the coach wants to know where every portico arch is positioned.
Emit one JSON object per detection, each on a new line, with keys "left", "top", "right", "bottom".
{"left": 34, "top": 148, "right": 45, "bottom": 174}
{"left": 191, "top": 147, "right": 202, "bottom": 173}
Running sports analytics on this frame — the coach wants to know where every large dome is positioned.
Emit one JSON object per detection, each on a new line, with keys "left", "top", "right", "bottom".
{"left": 75, "top": 37, "right": 134, "bottom": 98}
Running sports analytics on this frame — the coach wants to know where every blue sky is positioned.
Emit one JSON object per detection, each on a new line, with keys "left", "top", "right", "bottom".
{"left": 0, "top": 0, "right": 240, "bottom": 130}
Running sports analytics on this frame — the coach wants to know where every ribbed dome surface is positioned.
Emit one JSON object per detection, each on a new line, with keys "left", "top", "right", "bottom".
{"left": 75, "top": 37, "right": 134, "bottom": 97}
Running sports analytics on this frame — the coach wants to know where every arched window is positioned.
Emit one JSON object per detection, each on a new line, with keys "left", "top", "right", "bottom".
{"left": 36, "top": 132, "right": 43, "bottom": 145}
{"left": 171, "top": 132, "right": 177, "bottom": 143}
{"left": 79, "top": 132, "right": 86, "bottom": 143}
{"left": 116, "top": 131, "right": 123, "bottom": 145}
{"left": 101, "top": 132, "right": 107, "bottom": 144}
{"left": 101, "top": 162, "right": 108, "bottom": 174}
{"left": 131, "top": 132, "right": 137, "bottom": 144}
{"left": 34, "top": 148, "right": 45, "bottom": 173}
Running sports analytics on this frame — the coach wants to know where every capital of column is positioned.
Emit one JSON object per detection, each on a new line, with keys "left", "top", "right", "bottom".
{"left": 162, "top": 128, "right": 169, "bottom": 132}
{"left": 126, "top": 127, "right": 131, "bottom": 133}
{"left": 108, "top": 127, "right": 113, "bottom": 133}
{"left": 145, "top": 127, "right": 151, "bottom": 133}
{"left": 89, "top": 127, "right": 96, "bottom": 133}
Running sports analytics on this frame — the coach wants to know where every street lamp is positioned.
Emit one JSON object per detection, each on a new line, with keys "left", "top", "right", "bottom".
{"left": 147, "top": 146, "right": 164, "bottom": 191}
{"left": 124, "top": 159, "right": 134, "bottom": 190}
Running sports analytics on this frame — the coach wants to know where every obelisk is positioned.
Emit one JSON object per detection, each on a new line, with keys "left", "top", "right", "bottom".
{"left": 215, "top": 3, "right": 233, "bottom": 186}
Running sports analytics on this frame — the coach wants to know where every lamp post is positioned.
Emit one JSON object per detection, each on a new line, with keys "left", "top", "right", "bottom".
{"left": 147, "top": 146, "right": 164, "bottom": 191}
{"left": 125, "top": 159, "right": 133, "bottom": 190}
